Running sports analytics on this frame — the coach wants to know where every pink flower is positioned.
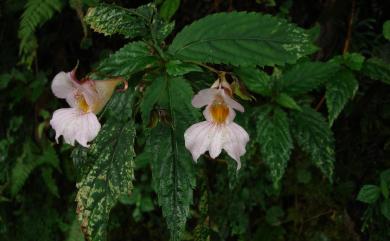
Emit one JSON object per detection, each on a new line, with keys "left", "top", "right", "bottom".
{"left": 184, "top": 79, "right": 249, "bottom": 169}
{"left": 50, "top": 69, "right": 120, "bottom": 147}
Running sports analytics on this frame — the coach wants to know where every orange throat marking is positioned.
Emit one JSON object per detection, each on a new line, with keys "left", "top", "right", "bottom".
{"left": 210, "top": 101, "right": 229, "bottom": 124}
{"left": 76, "top": 93, "right": 90, "bottom": 113}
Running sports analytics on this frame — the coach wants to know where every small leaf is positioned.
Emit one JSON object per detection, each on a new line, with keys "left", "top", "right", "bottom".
{"left": 357, "top": 185, "right": 380, "bottom": 204}
{"left": 325, "top": 69, "right": 358, "bottom": 126}
{"left": 342, "top": 52, "right": 365, "bottom": 71}
{"left": 234, "top": 67, "right": 272, "bottom": 96}
{"left": 160, "top": 0, "right": 180, "bottom": 21}
{"left": 257, "top": 106, "right": 293, "bottom": 187}
{"left": 383, "top": 20, "right": 390, "bottom": 40}
{"left": 280, "top": 61, "right": 339, "bottom": 96}
{"left": 140, "top": 76, "right": 167, "bottom": 126}
{"left": 290, "top": 106, "right": 335, "bottom": 182}
{"left": 166, "top": 60, "right": 203, "bottom": 76}
{"left": 85, "top": 3, "right": 155, "bottom": 38}
{"left": 169, "top": 12, "right": 317, "bottom": 66}
{"left": 275, "top": 93, "right": 302, "bottom": 111}
{"left": 96, "top": 41, "right": 158, "bottom": 78}
{"left": 381, "top": 199, "right": 390, "bottom": 220}
{"left": 361, "top": 58, "right": 390, "bottom": 85}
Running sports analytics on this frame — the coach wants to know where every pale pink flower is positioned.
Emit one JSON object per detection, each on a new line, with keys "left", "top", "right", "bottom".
{"left": 50, "top": 69, "right": 120, "bottom": 147}
{"left": 184, "top": 79, "right": 249, "bottom": 169}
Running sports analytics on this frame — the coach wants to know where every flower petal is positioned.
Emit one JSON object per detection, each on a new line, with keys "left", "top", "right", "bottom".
{"left": 221, "top": 91, "right": 244, "bottom": 112}
{"left": 209, "top": 125, "right": 223, "bottom": 158}
{"left": 184, "top": 121, "right": 214, "bottom": 161}
{"left": 223, "top": 122, "right": 250, "bottom": 170}
{"left": 51, "top": 72, "right": 78, "bottom": 99}
{"left": 192, "top": 88, "right": 219, "bottom": 108}
{"left": 50, "top": 108, "right": 101, "bottom": 147}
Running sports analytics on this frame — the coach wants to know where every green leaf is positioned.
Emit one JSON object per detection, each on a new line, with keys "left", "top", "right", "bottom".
{"left": 383, "top": 20, "right": 390, "bottom": 40}
{"left": 361, "top": 58, "right": 390, "bottom": 85}
{"left": 357, "top": 185, "right": 380, "bottom": 204}
{"left": 381, "top": 199, "right": 390, "bottom": 220}
{"left": 169, "top": 12, "right": 317, "bottom": 66}
{"left": 380, "top": 169, "right": 390, "bottom": 199}
{"left": 325, "top": 69, "right": 358, "bottom": 126}
{"left": 18, "top": 0, "right": 63, "bottom": 68}
{"left": 96, "top": 42, "right": 158, "bottom": 78}
{"left": 280, "top": 61, "right": 339, "bottom": 96}
{"left": 140, "top": 76, "right": 167, "bottom": 126}
{"left": 160, "top": 0, "right": 180, "bottom": 21}
{"left": 342, "top": 52, "right": 365, "bottom": 71}
{"left": 290, "top": 106, "right": 335, "bottom": 182}
{"left": 275, "top": 93, "right": 302, "bottom": 111}
{"left": 74, "top": 120, "right": 135, "bottom": 241}
{"left": 145, "top": 77, "right": 199, "bottom": 241}
{"left": 41, "top": 167, "right": 59, "bottom": 198}
{"left": 166, "top": 60, "right": 203, "bottom": 76}
{"left": 234, "top": 67, "right": 272, "bottom": 96}
{"left": 85, "top": 3, "right": 154, "bottom": 38}
{"left": 257, "top": 106, "right": 293, "bottom": 187}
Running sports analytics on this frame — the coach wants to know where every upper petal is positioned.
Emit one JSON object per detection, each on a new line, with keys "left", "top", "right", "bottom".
{"left": 50, "top": 108, "right": 101, "bottom": 147}
{"left": 51, "top": 72, "right": 78, "bottom": 99}
{"left": 221, "top": 91, "right": 244, "bottom": 112}
{"left": 192, "top": 88, "right": 219, "bottom": 108}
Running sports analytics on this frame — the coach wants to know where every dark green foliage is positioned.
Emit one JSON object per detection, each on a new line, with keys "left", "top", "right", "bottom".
{"left": 290, "top": 106, "right": 335, "bottom": 182}
{"left": 169, "top": 12, "right": 317, "bottom": 66}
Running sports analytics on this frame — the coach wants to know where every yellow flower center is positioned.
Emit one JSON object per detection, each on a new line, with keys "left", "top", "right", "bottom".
{"left": 76, "top": 93, "right": 90, "bottom": 113}
{"left": 210, "top": 95, "right": 229, "bottom": 124}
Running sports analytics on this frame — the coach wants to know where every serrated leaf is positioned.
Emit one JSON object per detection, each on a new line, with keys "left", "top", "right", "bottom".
{"left": 234, "top": 67, "right": 272, "bottom": 96}
{"left": 166, "top": 60, "right": 203, "bottom": 76}
{"left": 280, "top": 61, "right": 339, "bottom": 96}
{"left": 96, "top": 42, "right": 158, "bottom": 78}
{"left": 383, "top": 20, "right": 390, "bottom": 40}
{"left": 357, "top": 185, "right": 380, "bottom": 204}
{"left": 325, "top": 69, "right": 358, "bottom": 126}
{"left": 169, "top": 12, "right": 317, "bottom": 66}
{"left": 85, "top": 4, "right": 153, "bottom": 38}
{"left": 140, "top": 76, "right": 167, "bottom": 126}
{"left": 257, "top": 106, "right": 293, "bottom": 187}
{"left": 160, "top": 0, "right": 180, "bottom": 21}
{"left": 74, "top": 120, "right": 135, "bottom": 241}
{"left": 290, "top": 106, "right": 335, "bottom": 182}
{"left": 145, "top": 77, "right": 199, "bottom": 241}
{"left": 275, "top": 93, "right": 302, "bottom": 111}
{"left": 361, "top": 58, "right": 390, "bottom": 85}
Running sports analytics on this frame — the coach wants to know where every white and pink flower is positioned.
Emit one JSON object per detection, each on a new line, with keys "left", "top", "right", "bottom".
{"left": 50, "top": 68, "right": 121, "bottom": 147}
{"left": 184, "top": 78, "right": 249, "bottom": 169}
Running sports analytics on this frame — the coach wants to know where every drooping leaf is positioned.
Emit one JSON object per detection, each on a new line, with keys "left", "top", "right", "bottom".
{"left": 95, "top": 41, "right": 158, "bottom": 78}
{"left": 290, "top": 106, "right": 335, "bottom": 182}
{"left": 361, "top": 58, "right": 390, "bottom": 85}
{"left": 160, "top": 0, "right": 181, "bottom": 21}
{"left": 234, "top": 67, "right": 272, "bottom": 96}
{"left": 357, "top": 185, "right": 381, "bottom": 204}
{"left": 280, "top": 61, "right": 339, "bottom": 96}
{"left": 169, "top": 12, "right": 317, "bottom": 66}
{"left": 257, "top": 106, "right": 293, "bottom": 187}
{"left": 74, "top": 120, "right": 135, "bottom": 241}
{"left": 325, "top": 69, "right": 358, "bottom": 126}
{"left": 381, "top": 199, "right": 390, "bottom": 220}
{"left": 145, "top": 77, "right": 199, "bottom": 241}
{"left": 140, "top": 76, "right": 167, "bottom": 126}
{"left": 73, "top": 90, "right": 136, "bottom": 241}
{"left": 18, "top": 0, "right": 63, "bottom": 67}
{"left": 85, "top": 3, "right": 153, "bottom": 38}
{"left": 275, "top": 93, "right": 302, "bottom": 111}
